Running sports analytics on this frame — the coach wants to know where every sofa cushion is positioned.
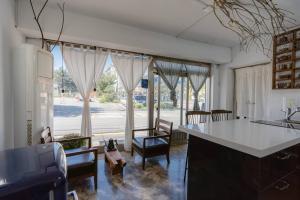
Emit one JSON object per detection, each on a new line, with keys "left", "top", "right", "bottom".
{"left": 133, "top": 137, "right": 168, "bottom": 149}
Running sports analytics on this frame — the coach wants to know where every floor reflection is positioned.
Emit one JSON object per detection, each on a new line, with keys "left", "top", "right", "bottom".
{"left": 68, "top": 145, "right": 187, "bottom": 200}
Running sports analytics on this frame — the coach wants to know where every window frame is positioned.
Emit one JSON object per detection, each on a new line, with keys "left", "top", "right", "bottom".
{"left": 151, "top": 70, "right": 211, "bottom": 130}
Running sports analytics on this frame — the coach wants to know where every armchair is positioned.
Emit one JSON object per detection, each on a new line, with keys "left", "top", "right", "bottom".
{"left": 131, "top": 119, "right": 173, "bottom": 170}
{"left": 40, "top": 127, "right": 98, "bottom": 190}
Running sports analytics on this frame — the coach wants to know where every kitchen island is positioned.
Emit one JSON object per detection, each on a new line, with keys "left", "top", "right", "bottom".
{"left": 179, "top": 119, "right": 300, "bottom": 200}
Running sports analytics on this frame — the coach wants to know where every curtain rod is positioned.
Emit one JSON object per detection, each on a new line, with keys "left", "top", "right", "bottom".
{"left": 232, "top": 62, "right": 271, "bottom": 70}
{"left": 30, "top": 37, "right": 211, "bottom": 67}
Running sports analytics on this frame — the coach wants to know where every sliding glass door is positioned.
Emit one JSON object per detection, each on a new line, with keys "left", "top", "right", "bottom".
{"left": 154, "top": 75, "right": 209, "bottom": 130}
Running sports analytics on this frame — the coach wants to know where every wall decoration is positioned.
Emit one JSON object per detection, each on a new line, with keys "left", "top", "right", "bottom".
{"left": 273, "top": 27, "right": 300, "bottom": 89}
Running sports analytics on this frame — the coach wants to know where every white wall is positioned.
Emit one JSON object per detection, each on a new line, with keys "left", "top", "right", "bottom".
{"left": 210, "top": 64, "right": 220, "bottom": 109}
{"left": 0, "top": 0, "right": 24, "bottom": 150}
{"left": 223, "top": 45, "right": 300, "bottom": 120}
{"left": 223, "top": 45, "right": 270, "bottom": 69}
{"left": 16, "top": 0, "right": 231, "bottom": 64}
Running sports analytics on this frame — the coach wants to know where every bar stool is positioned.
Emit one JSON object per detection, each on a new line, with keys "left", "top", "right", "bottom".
{"left": 184, "top": 111, "right": 211, "bottom": 182}
{"left": 211, "top": 110, "right": 232, "bottom": 121}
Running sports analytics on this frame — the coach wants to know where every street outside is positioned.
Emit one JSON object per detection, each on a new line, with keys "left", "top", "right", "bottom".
{"left": 54, "top": 97, "right": 181, "bottom": 144}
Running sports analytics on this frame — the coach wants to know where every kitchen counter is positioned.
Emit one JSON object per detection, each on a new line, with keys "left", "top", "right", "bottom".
{"left": 180, "top": 119, "right": 300, "bottom": 200}
{"left": 179, "top": 119, "right": 300, "bottom": 158}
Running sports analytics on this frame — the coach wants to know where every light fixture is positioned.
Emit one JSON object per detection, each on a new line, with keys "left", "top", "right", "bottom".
{"left": 197, "top": 0, "right": 295, "bottom": 54}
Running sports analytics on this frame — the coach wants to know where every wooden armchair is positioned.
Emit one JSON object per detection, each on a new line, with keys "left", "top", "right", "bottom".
{"left": 131, "top": 118, "right": 173, "bottom": 170}
{"left": 40, "top": 127, "right": 98, "bottom": 190}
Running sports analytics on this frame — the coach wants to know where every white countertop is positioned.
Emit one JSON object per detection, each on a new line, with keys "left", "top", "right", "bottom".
{"left": 178, "top": 119, "right": 300, "bottom": 158}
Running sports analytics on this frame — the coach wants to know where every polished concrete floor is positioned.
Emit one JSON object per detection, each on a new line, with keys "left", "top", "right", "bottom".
{"left": 68, "top": 145, "right": 187, "bottom": 200}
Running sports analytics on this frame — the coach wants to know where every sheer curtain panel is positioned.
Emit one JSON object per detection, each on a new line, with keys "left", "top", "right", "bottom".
{"left": 154, "top": 60, "right": 184, "bottom": 107}
{"left": 235, "top": 64, "right": 272, "bottom": 120}
{"left": 62, "top": 45, "right": 108, "bottom": 137}
{"left": 111, "top": 53, "right": 152, "bottom": 151}
{"left": 186, "top": 65, "right": 209, "bottom": 111}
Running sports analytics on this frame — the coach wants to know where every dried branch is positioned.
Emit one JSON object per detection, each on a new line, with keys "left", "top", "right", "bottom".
{"left": 50, "top": 3, "right": 65, "bottom": 52}
{"left": 29, "top": 0, "right": 49, "bottom": 48}
{"left": 29, "top": 0, "right": 65, "bottom": 51}
{"left": 209, "top": 0, "right": 296, "bottom": 55}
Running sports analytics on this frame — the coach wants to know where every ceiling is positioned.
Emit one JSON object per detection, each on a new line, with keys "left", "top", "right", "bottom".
{"left": 47, "top": 0, "right": 300, "bottom": 47}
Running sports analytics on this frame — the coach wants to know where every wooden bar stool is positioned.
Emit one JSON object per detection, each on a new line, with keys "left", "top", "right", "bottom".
{"left": 211, "top": 110, "right": 232, "bottom": 121}
{"left": 184, "top": 111, "right": 211, "bottom": 182}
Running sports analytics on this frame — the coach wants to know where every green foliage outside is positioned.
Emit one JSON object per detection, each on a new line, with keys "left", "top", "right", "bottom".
{"left": 96, "top": 73, "right": 119, "bottom": 103}
{"left": 154, "top": 102, "right": 176, "bottom": 110}
{"left": 134, "top": 103, "right": 147, "bottom": 110}
{"left": 54, "top": 69, "right": 78, "bottom": 95}
{"left": 59, "top": 134, "right": 86, "bottom": 150}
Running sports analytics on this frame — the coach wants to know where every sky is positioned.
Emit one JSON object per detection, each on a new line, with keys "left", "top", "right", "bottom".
{"left": 52, "top": 45, "right": 113, "bottom": 71}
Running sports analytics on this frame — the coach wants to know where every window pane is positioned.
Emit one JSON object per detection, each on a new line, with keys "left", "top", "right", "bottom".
{"left": 91, "top": 56, "right": 125, "bottom": 146}
{"left": 53, "top": 46, "right": 83, "bottom": 137}
{"left": 159, "top": 77, "right": 182, "bottom": 129}
{"left": 154, "top": 74, "right": 159, "bottom": 123}
{"left": 188, "top": 82, "right": 206, "bottom": 111}
{"left": 133, "top": 71, "right": 148, "bottom": 137}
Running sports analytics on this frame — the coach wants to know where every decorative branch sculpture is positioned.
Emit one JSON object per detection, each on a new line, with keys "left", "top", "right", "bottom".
{"left": 50, "top": 3, "right": 65, "bottom": 52}
{"left": 29, "top": 0, "right": 65, "bottom": 50}
{"left": 200, "top": 0, "right": 296, "bottom": 54}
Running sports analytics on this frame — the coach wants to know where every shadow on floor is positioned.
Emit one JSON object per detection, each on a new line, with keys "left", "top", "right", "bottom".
{"left": 68, "top": 145, "right": 187, "bottom": 200}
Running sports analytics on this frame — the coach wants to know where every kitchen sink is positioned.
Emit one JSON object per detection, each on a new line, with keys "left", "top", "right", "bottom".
{"left": 251, "top": 120, "right": 300, "bottom": 130}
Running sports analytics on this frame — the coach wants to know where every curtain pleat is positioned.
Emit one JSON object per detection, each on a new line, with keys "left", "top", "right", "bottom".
{"left": 155, "top": 60, "right": 183, "bottom": 107}
{"left": 235, "top": 64, "right": 272, "bottom": 120}
{"left": 62, "top": 45, "right": 108, "bottom": 137}
{"left": 111, "top": 53, "right": 152, "bottom": 151}
{"left": 186, "top": 64, "right": 209, "bottom": 111}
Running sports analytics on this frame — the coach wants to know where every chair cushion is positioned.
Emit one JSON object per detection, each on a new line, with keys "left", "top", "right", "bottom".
{"left": 65, "top": 148, "right": 95, "bottom": 169}
{"left": 133, "top": 137, "right": 168, "bottom": 149}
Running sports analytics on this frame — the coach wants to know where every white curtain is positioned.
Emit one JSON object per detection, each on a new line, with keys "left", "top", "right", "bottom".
{"left": 111, "top": 53, "right": 152, "bottom": 151}
{"left": 62, "top": 45, "right": 109, "bottom": 136}
{"left": 155, "top": 60, "right": 183, "bottom": 107}
{"left": 186, "top": 64, "right": 209, "bottom": 111}
{"left": 235, "top": 64, "right": 272, "bottom": 120}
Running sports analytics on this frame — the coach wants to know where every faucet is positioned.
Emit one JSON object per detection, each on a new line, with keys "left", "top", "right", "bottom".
{"left": 282, "top": 107, "right": 300, "bottom": 121}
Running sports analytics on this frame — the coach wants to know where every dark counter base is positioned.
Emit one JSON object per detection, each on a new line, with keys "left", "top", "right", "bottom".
{"left": 187, "top": 135, "right": 300, "bottom": 200}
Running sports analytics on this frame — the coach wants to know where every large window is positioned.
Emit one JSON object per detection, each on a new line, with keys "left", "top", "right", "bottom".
{"left": 90, "top": 56, "right": 126, "bottom": 145}
{"left": 53, "top": 44, "right": 209, "bottom": 145}
{"left": 134, "top": 71, "right": 149, "bottom": 128}
{"left": 187, "top": 81, "right": 207, "bottom": 111}
{"left": 52, "top": 47, "right": 126, "bottom": 144}
{"left": 53, "top": 46, "right": 83, "bottom": 137}
{"left": 158, "top": 77, "right": 182, "bottom": 128}
{"left": 53, "top": 47, "right": 149, "bottom": 145}
{"left": 154, "top": 75, "right": 208, "bottom": 130}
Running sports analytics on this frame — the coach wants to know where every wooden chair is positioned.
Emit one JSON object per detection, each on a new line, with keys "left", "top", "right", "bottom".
{"left": 186, "top": 111, "right": 211, "bottom": 124}
{"left": 41, "top": 127, "right": 98, "bottom": 190}
{"left": 184, "top": 111, "right": 211, "bottom": 182}
{"left": 211, "top": 110, "right": 232, "bottom": 122}
{"left": 131, "top": 118, "right": 173, "bottom": 170}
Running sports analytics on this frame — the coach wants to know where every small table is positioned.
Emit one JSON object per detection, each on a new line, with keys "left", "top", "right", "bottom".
{"left": 104, "top": 147, "right": 126, "bottom": 175}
